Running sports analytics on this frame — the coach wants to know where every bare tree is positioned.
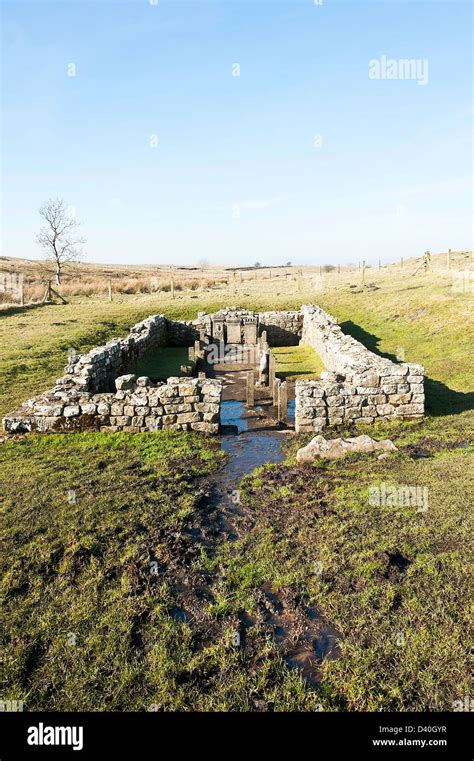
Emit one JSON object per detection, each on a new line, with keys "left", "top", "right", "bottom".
{"left": 36, "top": 199, "right": 85, "bottom": 286}
{"left": 197, "top": 257, "right": 209, "bottom": 271}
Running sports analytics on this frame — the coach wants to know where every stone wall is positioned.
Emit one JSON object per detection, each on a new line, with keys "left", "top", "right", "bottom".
{"left": 165, "top": 319, "right": 199, "bottom": 346}
{"left": 3, "top": 375, "right": 222, "bottom": 434}
{"left": 2, "top": 304, "right": 425, "bottom": 436}
{"left": 188, "top": 307, "right": 303, "bottom": 346}
{"left": 296, "top": 305, "right": 424, "bottom": 432}
{"left": 258, "top": 310, "right": 302, "bottom": 346}
{"left": 64, "top": 314, "right": 168, "bottom": 393}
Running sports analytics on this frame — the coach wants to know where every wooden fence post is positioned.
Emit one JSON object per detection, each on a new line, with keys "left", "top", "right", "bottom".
{"left": 361, "top": 260, "right": 366, "bottom": 284}
{"left": 171, "top": 277, "right": 175, "bottom": 299}
{"left": 447, "top": 249, "right": 452, "bottom": 270}
{"left": 108, "top": 280, "right": 113, "bottom": 301}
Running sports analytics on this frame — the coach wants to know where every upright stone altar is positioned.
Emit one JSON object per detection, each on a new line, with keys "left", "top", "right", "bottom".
{"left": 226, "top": 317, "right": 242, "bottom": 345}
{"left": 243, "top": 316, "right": 258, "bottom": 345}
{"left": 212, "top": 317, "right": 225, "bottom": 342}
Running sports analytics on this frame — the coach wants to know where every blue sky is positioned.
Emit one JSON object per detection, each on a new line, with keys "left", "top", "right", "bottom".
{"left": 1, "top": 0, "right": 472, "bottom": 266}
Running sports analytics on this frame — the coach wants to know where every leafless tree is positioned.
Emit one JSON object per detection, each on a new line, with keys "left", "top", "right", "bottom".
{"left": 36, "top": 199, "right": 85, "bottom": 286}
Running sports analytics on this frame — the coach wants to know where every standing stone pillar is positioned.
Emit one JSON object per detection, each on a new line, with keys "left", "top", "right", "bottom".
{"left": 278, "top": 381, "right": 288, "bottom": 424}
{"left": 268, "top": 352, "right": 276, "bottom": 388}
{"left": 188, "top": 346, "right": 195, "bottom": 361}
{"left": 273, "top": 378, "right": 281, "bottom": 408}
{"left": 246, "top": 370, "right": 255, "bottom": 407}
{"left": 194, "top": 339, "right": 201, "bottom": 359}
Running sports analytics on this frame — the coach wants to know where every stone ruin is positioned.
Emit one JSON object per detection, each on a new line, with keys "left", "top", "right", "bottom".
{"left": 295, "top": 305, "right": 424, "bottom": 432}
{"left": 2, "top": 305, "right": 424, "bottom": 435}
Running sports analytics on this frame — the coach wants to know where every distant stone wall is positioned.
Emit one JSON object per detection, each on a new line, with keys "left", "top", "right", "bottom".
{"left": 165, "top": 319, "right": 199, "bottom": 346}
{"left": 296, "top": 305, "right": 424, "bottom": 432}
{"left": 188, "top": 307, "right": 303, "bottom": 346}
{"left": 258, "top": 310, "right": 302, "bottom": 346}
{"left": 3, "top": 375, "right": 222, "bottom": 434}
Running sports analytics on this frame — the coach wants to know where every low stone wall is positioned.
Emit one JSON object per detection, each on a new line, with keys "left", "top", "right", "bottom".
{"left": 181, "top": 307, "right": 303, "bottom": 346}
{"left": 64, "top": 314, "right": 167, "bottom": 393}
{"left": 259, "top": 310, "right": 302, "bottom": 346}
{"left": 3, "top": 375, "right": 222, "bottom": 434}
{"left": 3, "top": 303, "right": 425, "bottom": 436}
{"left": 165, "top": 319, "right": 199, "bottom": 346}
{"left": 296, "top": 305, "right": 424, "bottom": 432}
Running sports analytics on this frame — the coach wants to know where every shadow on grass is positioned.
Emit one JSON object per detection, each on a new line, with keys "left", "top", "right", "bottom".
{"left": 340, "top": 321, "right": 474, "bottom": 417}
{"left": 0, "top": 302, "right": 59, "bottom": 318}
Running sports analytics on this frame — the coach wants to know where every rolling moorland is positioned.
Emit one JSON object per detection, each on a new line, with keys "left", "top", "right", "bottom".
{"left": 0, "top": 254, "right": 472, "bottom": 711}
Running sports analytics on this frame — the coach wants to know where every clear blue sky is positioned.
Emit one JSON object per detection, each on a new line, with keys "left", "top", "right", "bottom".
{"left": 1, "top": 0, "right": 472, "bottom": 266}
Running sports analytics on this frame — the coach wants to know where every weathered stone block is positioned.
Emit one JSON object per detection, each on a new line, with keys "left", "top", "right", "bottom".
{"left": 395, "top": 403, "right": 424, "bottom": 415}
{"left": 376, "top": 403, "right": 395, "bottom": 416}
{"left": 64, "top": 406, "right": 80, "bottom": 417}
{"left": 381, "top": 384, "right": 397, "bottom": 394}
{"left": 203, "top": 412, "right": 220, "bottom": 423}
{"left": 389, "top": 393, "right": 411, "bottom": 405}
{"left": 397, "top": 383, "right": 410, "bottom": 394}
{"left": 115, "top": 374, "right": 136, "bottom": 390}
{"left": 80, "top": 403, "right": 97, "bottom": 415}
{"left": 190, "top": 422, "right": 219, "bottom": 433}
{"left": 362, "top": 406, "right": 377, "bottom": 416}
{"left": 176, "top": 412, "right": 201, "bottom": 424}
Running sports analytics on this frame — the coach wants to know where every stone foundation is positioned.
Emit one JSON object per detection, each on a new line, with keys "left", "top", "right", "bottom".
{"left": 2, "top": 304, "right": 424, "bottom": 435}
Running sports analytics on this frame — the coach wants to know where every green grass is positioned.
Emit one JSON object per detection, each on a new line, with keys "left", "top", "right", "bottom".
{"left": 0, "top": 431, "right": 326, "bottom": 711}
{"left": 132, "top": 347, "right": 192, "bottom": 381}
{"left": 273, "top": 345, "right": 325, "bottom": 380}
{"left": 209, "top": 436, "right": 473, "bottom": 711}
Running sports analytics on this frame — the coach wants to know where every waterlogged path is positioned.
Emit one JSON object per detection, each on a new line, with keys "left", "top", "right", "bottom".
{"left": 191, "top": 396, "right": 340, "bottom": 687}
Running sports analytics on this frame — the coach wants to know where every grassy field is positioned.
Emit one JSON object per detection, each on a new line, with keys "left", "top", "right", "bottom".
{"left": 273, "top": 345, "right": 325, "bottom": 380}
{"left": 0, "top": 256, "right": 472, "bottom": 711}
{"left": 132, "top": 347, "right": 191, "bottom": 381}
